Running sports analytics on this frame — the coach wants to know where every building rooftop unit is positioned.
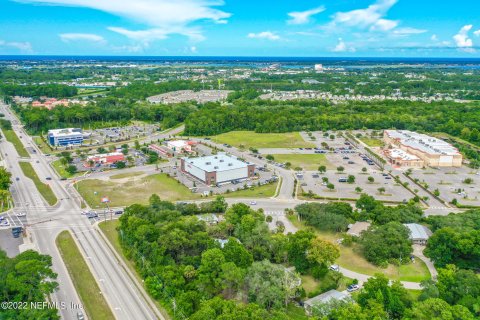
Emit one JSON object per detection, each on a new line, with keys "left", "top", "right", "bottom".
{"left": 387, "top": 148, "right": 420, "bottom": 161}
{"left": 183, "top": 153, "right": 249, "bottom": 172}
{"left": 385, "top": 130, "right": 460, "bottom": 156}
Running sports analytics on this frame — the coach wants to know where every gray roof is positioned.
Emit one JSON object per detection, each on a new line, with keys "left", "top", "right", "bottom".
{"left": 182, "top": 153, "right": 250, "bottom": 172}
{"left": 385, "top": 130, "right": 459, "bottom": 156}
{"left": 304, "top": 289, "right": 349, "bottom": 306}
{"left": 404, "top": 223, "right": 432, "bottom": 240}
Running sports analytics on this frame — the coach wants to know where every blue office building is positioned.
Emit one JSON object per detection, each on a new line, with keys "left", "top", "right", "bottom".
{"left": 47, "top": 128, "right": 84, "bottom": 146}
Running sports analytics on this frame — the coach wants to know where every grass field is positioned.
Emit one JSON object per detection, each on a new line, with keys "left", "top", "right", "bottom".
{"left": 77, "top": 173, "right": 200, "bottom": 207}
{"left": 273, "top": 154, "right": 332, "bottom": 170}
{"left": 288, "top": 217, "right": 430, "bottom": 282}
{"left": 110, "top": 172, "right": 144, "bottom": 179}
{"left": 33, "top": 136, "right": 53, "bottom": 154}
{"left": 51, "top": 159, "right": 83, "bottom": 179}
{"left": 211, "top": 131, "right": 315, "bottom": 149}
{"left": 224, "top": 181, "right": 277, "bottom": 198}
{"left": 359, "top": 137, "right": 385, "bottom": 147}
{"left": 285, "top": 304, "right": 309, "bottom": 320}
{"left": 1, "top": 128, "right": 30, "bottom": 158}
{"left": 19, "top": 162, "right": 57, "bottom": 205}
{"left": 56, "top": 231, "right": 115, "bottom": 320}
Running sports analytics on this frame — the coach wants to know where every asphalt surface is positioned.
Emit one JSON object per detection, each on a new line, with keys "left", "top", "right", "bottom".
{"left": 0, "top": 103, "right": 164, "bottom": 320}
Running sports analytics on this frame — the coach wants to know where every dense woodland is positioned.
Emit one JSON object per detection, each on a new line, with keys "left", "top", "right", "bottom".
{"left": 116, "top": 195, "right": 479, "bottom": 319}
{"left": 0, "top": 250, "right": 59, "bottom": 319}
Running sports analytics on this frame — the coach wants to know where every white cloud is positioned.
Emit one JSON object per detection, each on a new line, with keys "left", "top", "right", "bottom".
{"left": 370, "top": 18, "right": 398, "bottom": 32}
{"left": 59, "top": 33, "right": 105, "bottom": 43}
{"left": 329, "top": 0, "right": 398, "bottom": 30}
{"left": 431, "top": 34, "right": 438, "bottom": 41}
{"left": 0, "top": 40, "right": 32, "bottom": 52}
{"left": 287, "top": 6, "right": 325, "bottom": 25}
{"left": 453, "top": 25, "right": 474, "bottom": 51}
{"left": 332, "top": 38, "right": 355, "bottom": 52}
{"left": 17, "top": 0, "right": 230, "bottom": 43}
{"left": 392, "top": 27, "right": 427, "bottom": 35}
{"left": 247, "top": 31, "right": 280, "bottom": 41}
{"left": 474, "top": 29, "right": 480, "bottom": 36}
{"left": 190, "top": 46, "right": 197, "bottom": 53}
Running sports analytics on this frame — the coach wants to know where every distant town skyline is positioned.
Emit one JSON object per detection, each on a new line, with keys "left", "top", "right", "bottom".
{"left": 1, "top": 0, "right": 480, "bottom": 57}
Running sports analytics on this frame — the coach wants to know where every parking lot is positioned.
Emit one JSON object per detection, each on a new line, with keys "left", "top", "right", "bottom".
{"left": 409, "top": 166, "right": 480, "bottom": 206}
{"left": 300, "top": 170, "right": 413, "bottom": 202}
{"left": 82, "top": 124, "right": 160, "bottom": 146}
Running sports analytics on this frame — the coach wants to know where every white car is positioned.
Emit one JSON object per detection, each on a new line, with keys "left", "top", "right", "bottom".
{"left": 347, "top": 284, "right": 360, "bottom": 292}
{"left": 250, "top": 201, "right": 257, "bottom": 205}
{"left": 1, "top": 220, "right": 10, "bottom": 226}
{"left": 15, "top": 212, "right": 26, "bottom": 217}
{"left": 329, "top": 264, "right": 339, "bottom": 272}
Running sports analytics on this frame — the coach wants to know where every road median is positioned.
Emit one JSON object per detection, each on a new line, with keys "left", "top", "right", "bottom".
{"left": 56, "top": 230, "right": 115, "bottom": 320}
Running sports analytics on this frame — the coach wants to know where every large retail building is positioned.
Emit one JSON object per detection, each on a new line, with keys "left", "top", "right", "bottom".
{"left": 181, "top": 153, "right": 255, "bottom": 185}
{"left": 384, "top": 130, "right": 462, "bottom": 167}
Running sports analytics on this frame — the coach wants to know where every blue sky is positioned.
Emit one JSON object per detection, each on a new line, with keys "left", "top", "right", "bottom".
{"left": 1, "top": 0, "right": 480, "bottom": 56}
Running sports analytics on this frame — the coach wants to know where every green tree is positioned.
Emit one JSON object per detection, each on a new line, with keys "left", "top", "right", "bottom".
{"left": 65, "top": 165, "right": 77, "bottom": 175}
{"left": 222, "top": 238, "right": 253, "bottom": 268}
{"left": 404, "top": 298, "right": 474, "bottom": 320}
{"left": 347, "top": 175, "right": 355, "bottom": 183}
{"left": 360, "top": 222, "right": 412, "bottom": 266}
{"left": 307, "top": 237, "right": 340, "bottom": 267}
{"left": 318, "top": 165, "right": 326, "bottom": 173}
{"left": 245, "top": 260, "right": 301, "bottom": 309}
{"left": 357, "top": 274, "right": 412, "bottom": 319}
{"left": 0, "top": 167, "right": 12, "bottom": 190}
{"left": 197, "top": 248, "right": 226, "bottom": 297}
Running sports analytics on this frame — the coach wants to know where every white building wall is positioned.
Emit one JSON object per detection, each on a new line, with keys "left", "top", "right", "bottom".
{"left": 184, "top": 163, "right": 206, "bottom": 182}
{"left": 216, "top": 167, "right": 248, "bottom": 183}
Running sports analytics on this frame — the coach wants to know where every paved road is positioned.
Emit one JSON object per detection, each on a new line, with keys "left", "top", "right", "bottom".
{"left": 0, "top": 103, "right": 163, "bottom": 320}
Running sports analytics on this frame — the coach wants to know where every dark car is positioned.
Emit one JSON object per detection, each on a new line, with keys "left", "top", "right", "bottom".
{"left": 114, "top": 210, "right": 124, "bottom": 215}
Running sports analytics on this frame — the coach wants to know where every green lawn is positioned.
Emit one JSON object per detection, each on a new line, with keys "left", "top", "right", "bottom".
{"left": 224, "top": 181, "right": 277, "bottom": 198}
{"left": 77, "top": 173, "right": 200, "bottom": 207}
{"left": 33, "top": 136, "right": 53, "bottom": 154}
{"left": 285, "top": 304, "right": 308, "bottom": 320}
{"left": 359, "top": 137, "right": 385, "bottom": 147}
{"left": 19, "top": 162, "right": 57, "bottom": 205}
{"left": 51, "top": 159, "right": 83, "bottom": 179}
{"left": 273, "top": 154, "right": 332, "bottom": 171}
{"left": 1, "top": 128, "right": 30, "bottom": 158}
{"left": 211, "top": 131, "right": 315, "bottom": 149}
{"left": 288, "top": 216, "right": 430, "bottom": 282}
{"left": 56, "top": 231, "right": 115, "bottom": 320}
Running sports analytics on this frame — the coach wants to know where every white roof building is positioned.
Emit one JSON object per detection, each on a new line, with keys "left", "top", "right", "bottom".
{"left": 384, "top": 130, "right": 460, "bottom": 156}
{"left": 304, "top": 290, "right": 350, "bottom": 316}
{"left": 404, "top": 223, "right": 432, "bottom": 245}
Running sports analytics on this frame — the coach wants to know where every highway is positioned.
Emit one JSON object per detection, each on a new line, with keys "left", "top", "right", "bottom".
{"left": 0, "top": 103, "right": 163, "bottom": 320}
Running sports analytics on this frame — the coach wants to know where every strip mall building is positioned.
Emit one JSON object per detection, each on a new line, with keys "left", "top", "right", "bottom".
{"left": 384, "top": 130, "right": 462, "bottom": 167}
